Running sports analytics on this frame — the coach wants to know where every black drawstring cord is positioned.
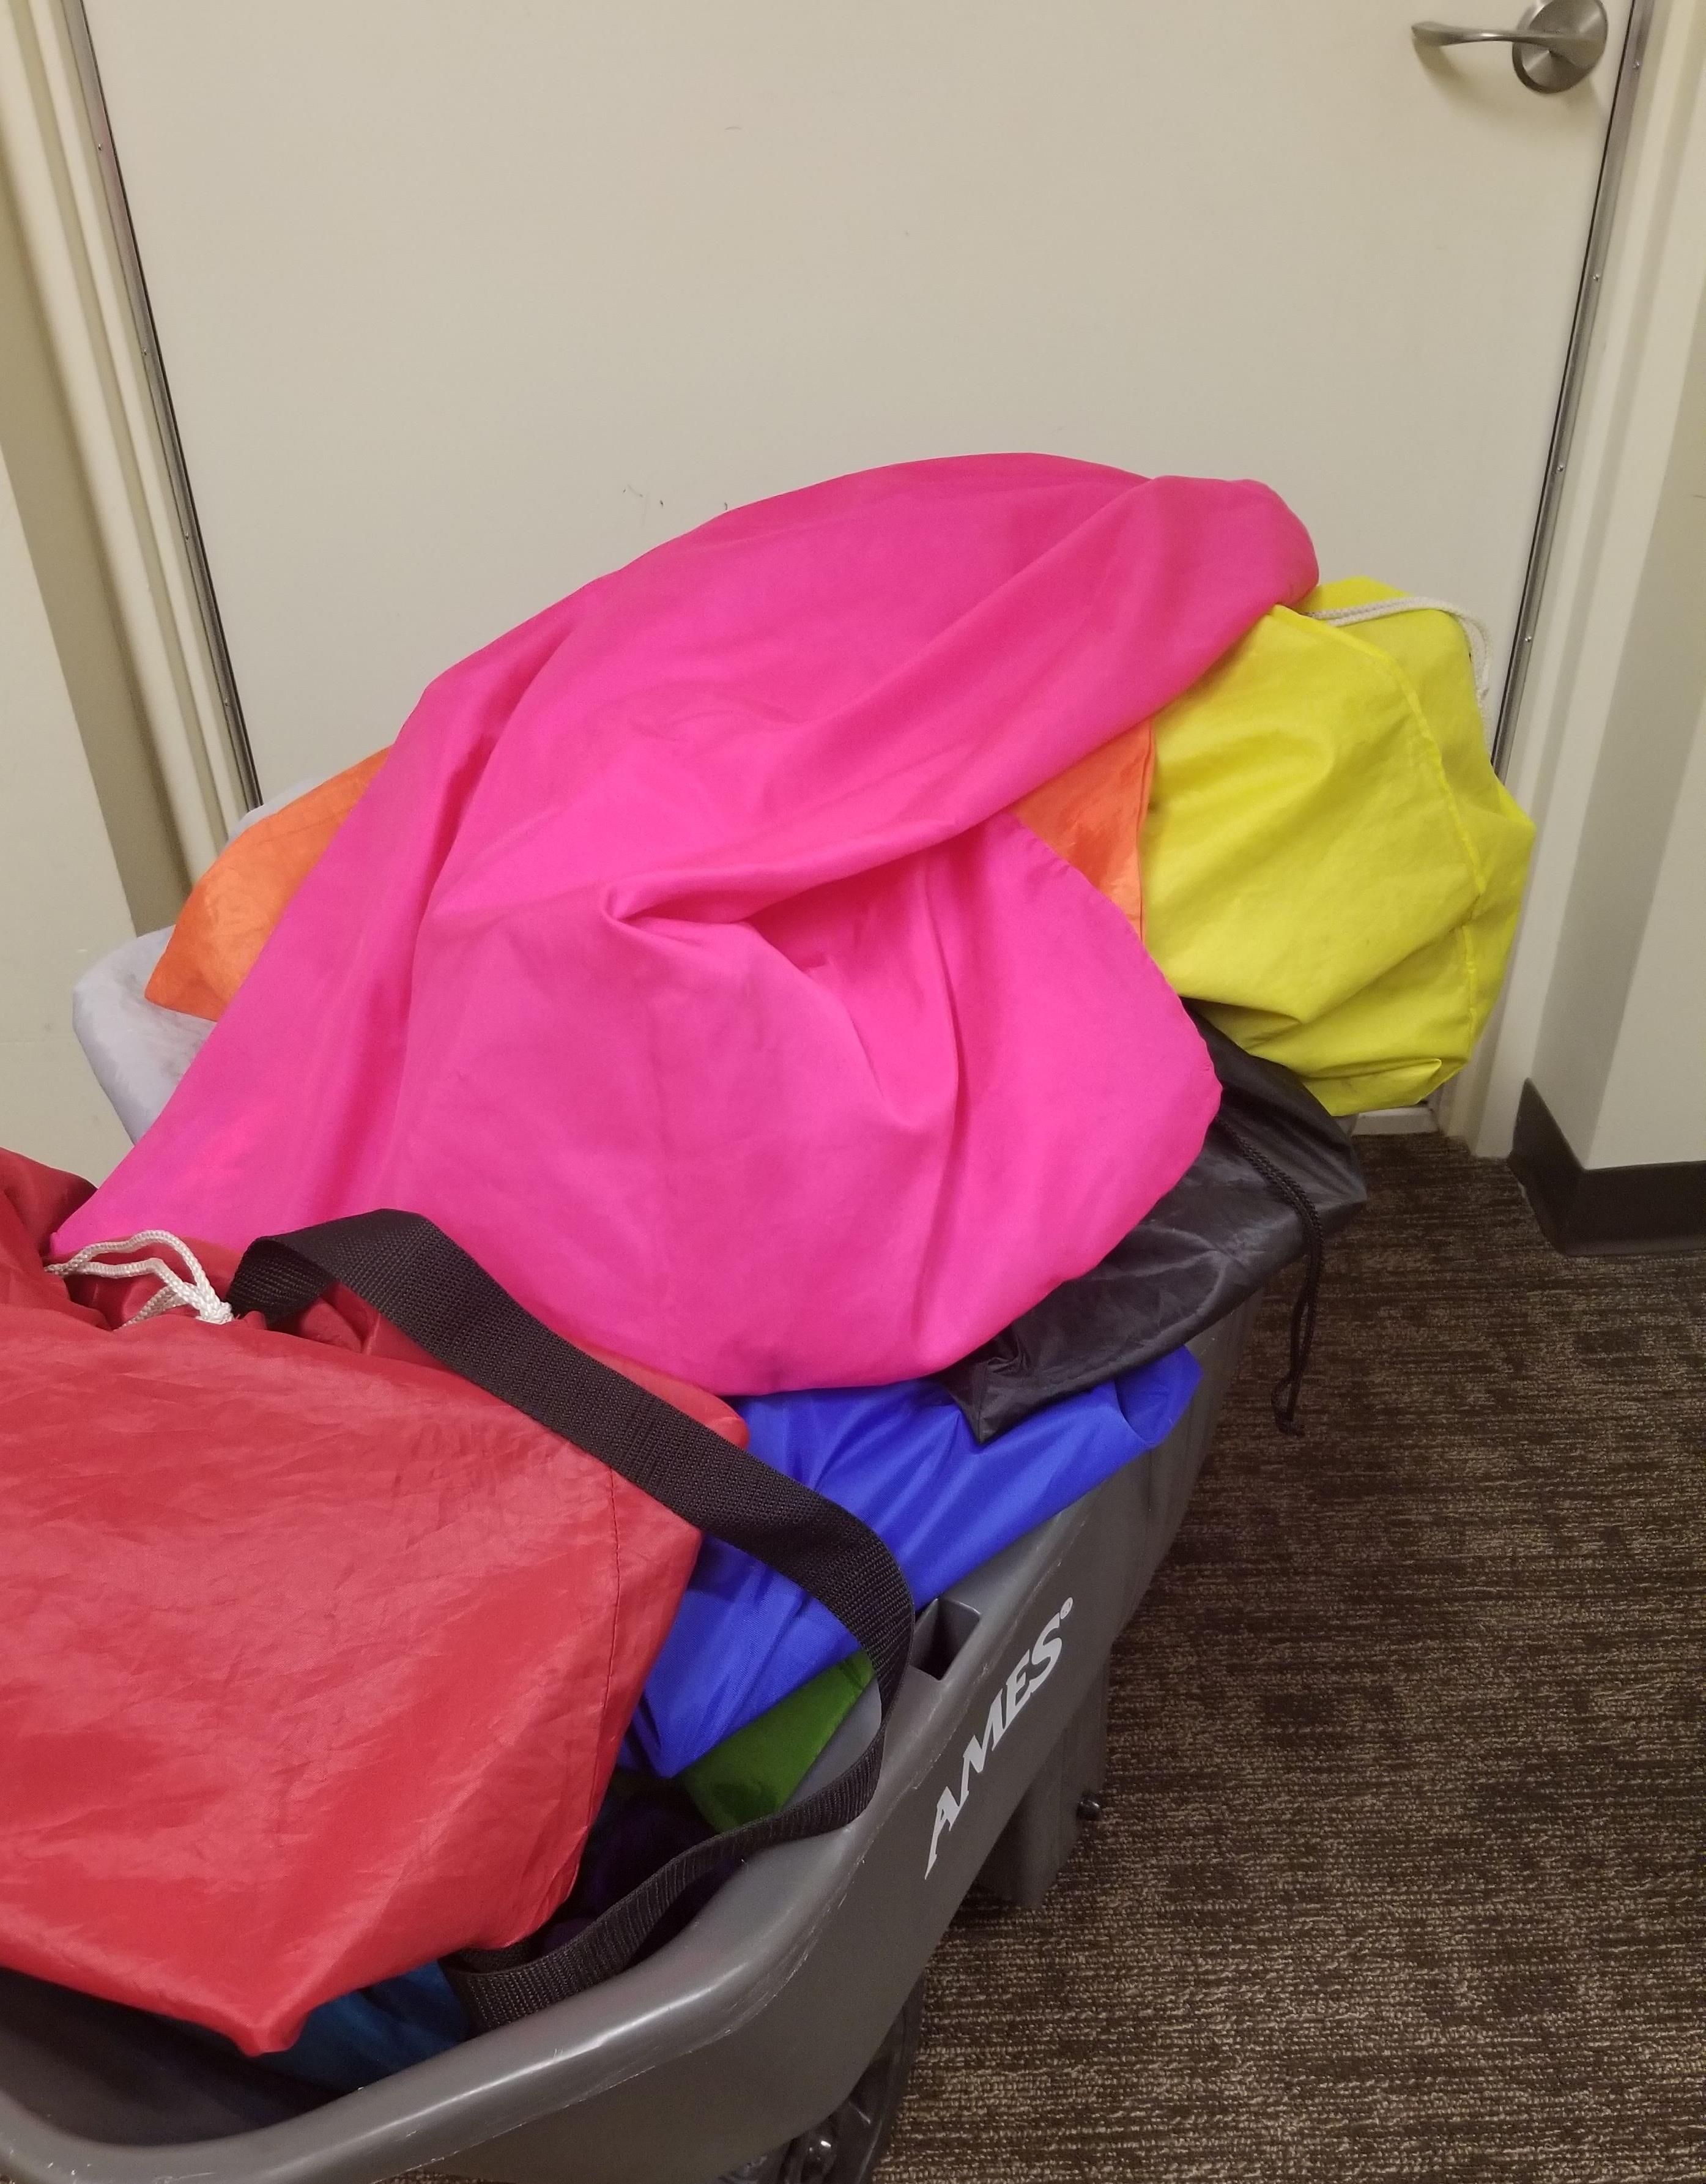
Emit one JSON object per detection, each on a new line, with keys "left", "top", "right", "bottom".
{"left": 1218, "top": 1121, "right": 1325, "bottom": 1436}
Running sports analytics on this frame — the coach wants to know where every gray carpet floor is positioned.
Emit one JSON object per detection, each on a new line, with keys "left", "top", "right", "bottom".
{"left": 878, "top": 1134, "right": 1704, "bottom": 2183}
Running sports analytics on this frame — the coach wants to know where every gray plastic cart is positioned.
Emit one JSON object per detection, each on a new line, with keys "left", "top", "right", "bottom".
{"left": 0, "top": 1290, "right": 1252, "bottom": 2184}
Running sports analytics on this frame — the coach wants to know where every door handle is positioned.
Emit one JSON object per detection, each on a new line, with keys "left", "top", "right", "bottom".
{"left": 1413, "top": 0, "right": 1608, "bottom": 91}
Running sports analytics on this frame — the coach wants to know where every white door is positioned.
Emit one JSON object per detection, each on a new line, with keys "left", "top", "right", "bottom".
{"left": 81, "top": 0, "right": 1632, "bottom": 801}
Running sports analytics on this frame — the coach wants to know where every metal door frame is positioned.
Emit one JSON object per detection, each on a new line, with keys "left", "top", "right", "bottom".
{"left": 1494, "top": 0, "right": 1658, "bottom": 771}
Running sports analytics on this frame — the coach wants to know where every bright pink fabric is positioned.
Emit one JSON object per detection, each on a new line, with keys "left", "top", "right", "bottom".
{"left": 60, "top": 457, "right": 1316, "bottom": 1391}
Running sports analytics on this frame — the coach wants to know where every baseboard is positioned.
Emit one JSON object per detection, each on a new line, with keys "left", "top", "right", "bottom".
{"left": 1508, "top": 1081, "right": 1706, "bottom": 1257}
{"left": 1350, "top": 1104, "right": 1439, "bottom": 1137}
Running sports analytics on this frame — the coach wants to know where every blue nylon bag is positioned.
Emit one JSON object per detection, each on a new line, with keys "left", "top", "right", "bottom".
{"left": 626, "top": 1347, "right": 1199, "bottom": 1778}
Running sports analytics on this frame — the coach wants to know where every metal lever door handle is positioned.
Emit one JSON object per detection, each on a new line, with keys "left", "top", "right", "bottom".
{"left": 1413, "top": 0, "right": 1608, "bottom": 91}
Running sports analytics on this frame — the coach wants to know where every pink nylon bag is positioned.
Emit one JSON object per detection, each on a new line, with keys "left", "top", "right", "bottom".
{"left": 59, "top": 456, "right": 1316, "bottom": 1391}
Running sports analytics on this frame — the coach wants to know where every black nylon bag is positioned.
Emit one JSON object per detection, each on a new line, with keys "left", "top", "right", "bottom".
{"left": 938, "top": 1014, "right": 1366, "bottom": 1443}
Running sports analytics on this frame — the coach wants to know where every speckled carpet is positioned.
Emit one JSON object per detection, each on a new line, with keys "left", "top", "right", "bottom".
{"left": 880, "top": 1134, "right": 1704, "bottom": 2184}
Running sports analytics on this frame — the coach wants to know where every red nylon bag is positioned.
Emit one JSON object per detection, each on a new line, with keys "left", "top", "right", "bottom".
{"left": 0, "top": 1149, "right": 727, "bottom": 2054}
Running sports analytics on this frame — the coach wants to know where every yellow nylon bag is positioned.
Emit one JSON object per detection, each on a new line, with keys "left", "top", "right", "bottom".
{"left": 1140, "top": 578, "right": 1534, "bottom": 1115}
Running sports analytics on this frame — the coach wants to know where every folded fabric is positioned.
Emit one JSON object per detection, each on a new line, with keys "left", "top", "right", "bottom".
{"left": 149, "top": 754, "right": 388, "bottom": 1020}
{"left": 76, "top": 931, "right": 213, "bottom": 1143}
{"left": 681, "top": 1651, "right": 876, "bottom": 1831}
{"left": 248, "top": 1962, "right": 467, "bottom": 2092}
{"left": 250, "top": 1772, "right": 715, "bottom": 2092}
{"left": 63, "top": 456, "right": 1314, "bottom": 1393}
{"left": 1141, "top": 581, "right": 1534, "bottom": 1113}
{"left": 147, "top": 722, "right": 1159, "bottom": 1029}
{"left": 628, "top": 1347, "right": 1200, "bottom": 1780}
{"left": 939, "top": 1012, "right": 1365, "bottom": 1442}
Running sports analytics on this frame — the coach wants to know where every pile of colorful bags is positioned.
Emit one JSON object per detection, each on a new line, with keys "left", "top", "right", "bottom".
{"left": 4, "top": 456, "right": 1532, "bottom": 2088}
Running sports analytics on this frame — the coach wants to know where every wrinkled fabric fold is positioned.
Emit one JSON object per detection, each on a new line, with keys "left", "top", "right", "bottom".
{"left": 938, "top": 1015, "right": 1367, "bottom": 1441}
{"left": 1142, "top": 581, "right": 1534, "bottom": 1112}
{"left": 628, "top": 1346, "right": 1200, "bottom": 1778}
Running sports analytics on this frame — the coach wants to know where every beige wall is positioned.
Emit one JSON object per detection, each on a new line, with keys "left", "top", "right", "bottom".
{"left": 1526, "top": 265, "right": 1706, "bottom": 1169}
{"left": 1589, "top": 688, "right": 1706, "bottom": 1166}
{"left": 0, "top": 433, "right": 134, "bottom": 1180}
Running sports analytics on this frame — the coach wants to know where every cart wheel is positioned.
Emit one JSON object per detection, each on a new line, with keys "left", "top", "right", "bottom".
{"left": 713, "top": 1978, "right": 925, "bottom": 2184}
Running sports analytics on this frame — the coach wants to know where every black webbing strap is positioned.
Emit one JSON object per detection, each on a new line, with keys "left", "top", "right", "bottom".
{"left": 227, "top": 1209, "right": 914, "bottom": 2031}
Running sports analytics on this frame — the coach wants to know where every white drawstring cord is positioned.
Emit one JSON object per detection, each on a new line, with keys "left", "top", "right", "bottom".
{"left": 1308, "top": 593, "right": 1493, "bottom": 717}
{"left": 45, "top": 1230, "right": 235, "bottom": 1326}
